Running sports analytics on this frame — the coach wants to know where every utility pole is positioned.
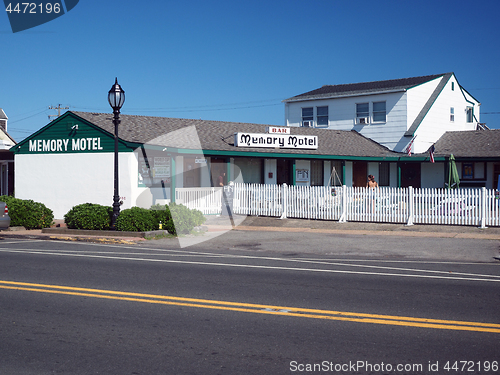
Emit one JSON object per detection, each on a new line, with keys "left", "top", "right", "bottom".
{"left": 48, "top": 104, "right": 69, "bottom": 121}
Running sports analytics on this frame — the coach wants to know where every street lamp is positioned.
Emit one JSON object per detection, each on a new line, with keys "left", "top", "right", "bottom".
{"left": 108, "top": 78, "right": 125, "bottom": 229}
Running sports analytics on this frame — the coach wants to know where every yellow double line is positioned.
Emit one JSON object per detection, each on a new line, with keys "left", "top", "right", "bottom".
{"left": 1, "top": 280, "right": 499, "bottom": 334}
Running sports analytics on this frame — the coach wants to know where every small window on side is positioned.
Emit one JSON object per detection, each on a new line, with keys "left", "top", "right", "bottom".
{"left": 316, "top": 106, "right": 328, "bottom": 126}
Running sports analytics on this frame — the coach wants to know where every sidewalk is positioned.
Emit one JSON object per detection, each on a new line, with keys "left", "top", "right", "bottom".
{"left": 1, "top": 215, "right": 500, "bottom": 243}
{"left": 204, "top": 215, "right": 500, "bottom": 240}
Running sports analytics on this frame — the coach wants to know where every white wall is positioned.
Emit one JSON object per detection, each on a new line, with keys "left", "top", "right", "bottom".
{"left": 421, "top": 162, "right": 445, "bottom": 188}
{"left": 412, "top": 75, "right": 479, "bottom": 153}
{"left": 264, "top": 159, "right": 277, "bottom": 184}
{"left": 15, "top": 152, "right": 135, "bottom": 220}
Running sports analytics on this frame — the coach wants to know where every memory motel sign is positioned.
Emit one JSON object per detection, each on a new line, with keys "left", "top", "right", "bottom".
{"left": 234, "top": 132, "right": 318, "bottom": 150}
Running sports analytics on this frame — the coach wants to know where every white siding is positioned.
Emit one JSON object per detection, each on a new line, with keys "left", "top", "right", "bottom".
{"left": 15, "top": 152, "right": 135, "bottom": 219}
{"left": 285, "top": 92, "right": 407, "bottom": 150}
{"left": 412, "top": 75, "right": 479, "bottom": 153}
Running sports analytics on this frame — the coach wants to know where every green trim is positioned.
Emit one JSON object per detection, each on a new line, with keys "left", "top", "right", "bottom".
{"left": 292, "top": 159, "right": 296, "bottom": 185}
{"left": 12, "top": 112, "right": 135, "bottom": 154}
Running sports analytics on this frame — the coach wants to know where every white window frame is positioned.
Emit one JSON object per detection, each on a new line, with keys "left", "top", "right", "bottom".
{"left": 450, "top": 107, "right": 455, "bottom": 122}
{"left": 355, "top": 102, "right": 370, "bottom": 125}
{"left": 355, "top": 101, "right": 387, "bottom": 125}
{"left": 372, "top": 101, "right": 386, "bottom": 123}
{"left": 316, "top": 106, "right": 329, "bottom": 127}
{"left": 301, "top": 107, "right": 313, "bottom": 127}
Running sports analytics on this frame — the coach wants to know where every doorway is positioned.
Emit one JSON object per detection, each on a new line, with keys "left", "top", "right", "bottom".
{"left": 277, "top": 159, "right": 292, "bottom": 185}
{"left": 400, "top": 163, "right": 421, "bottom": 188}
{"left": 352, "top": 161, "right": 367, "bottom": 187}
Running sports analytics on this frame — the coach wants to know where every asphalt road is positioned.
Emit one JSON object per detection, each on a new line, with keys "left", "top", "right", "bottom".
{"left": 0, "top": 235, "right": 499, "bottom": 375}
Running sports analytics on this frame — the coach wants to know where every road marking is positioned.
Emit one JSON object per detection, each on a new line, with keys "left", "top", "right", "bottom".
{"left": 1, "top": 247, "right": 499, "bottom": 283}
{"left": 1, "top": 280, "right": 499, "bottom": 334}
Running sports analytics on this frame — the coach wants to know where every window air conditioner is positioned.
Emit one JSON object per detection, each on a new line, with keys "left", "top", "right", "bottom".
{"left": 357, "top": 117, "right": 369, "bottom": 124}
{"left": 302, "top": 121, "right": 312, "bottom": 127}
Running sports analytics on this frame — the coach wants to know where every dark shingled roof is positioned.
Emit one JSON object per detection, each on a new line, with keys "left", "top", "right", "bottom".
{"left": 432, "top": 130, "right": 500, "bottom": 158}
{"left": 71, "top": 111, "right": 398, "bottom": 159}
{"left": 284, "top": 73, "right": 450, "bottom": 102}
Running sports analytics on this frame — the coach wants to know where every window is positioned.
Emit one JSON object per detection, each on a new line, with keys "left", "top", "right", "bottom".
{"left": 372, "top": 101, "right": 386, "bottom": 123}
{"left": 466, "top": 107, "right": 473, "bottom": 123}
{"left": 378, "top": 163, "right": 390, "bottom": 186}
{"left": 451, "top": 82, "right": 454, "bottom": 91}
{"left": 316, "top": 106, "right": 328, "bottom": 126}
{"left": 302, "top": 106, "right": 328, "bottom": 127}
{"left": 310, "top": 160, "right": 323, "bottom": 186}
{"left": 302, "top": 107, "right": 313, "bottom": 127}
{"left": 356, "top": 103, "right": 369, "bottom": 124}
{"left": 450, "top": 107, "right": 455, "bottom": 122}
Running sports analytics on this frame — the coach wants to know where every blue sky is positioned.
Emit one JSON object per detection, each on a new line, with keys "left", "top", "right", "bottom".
{"left": 2, "top": 0, "right": 499, "bottom": 142}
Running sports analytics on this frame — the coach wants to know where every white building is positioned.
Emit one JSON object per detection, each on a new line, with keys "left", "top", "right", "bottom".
{"left": 284, "top": 73, "right": 481, "bottom": 154}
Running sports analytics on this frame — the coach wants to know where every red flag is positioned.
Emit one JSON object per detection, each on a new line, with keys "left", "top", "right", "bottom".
{"left": 429, "top": 144, "right": 435, "bottom": 163}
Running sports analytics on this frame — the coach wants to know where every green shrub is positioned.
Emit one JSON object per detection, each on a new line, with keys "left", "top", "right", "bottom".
{"left": 150, "top": 204, "right": 172, "bottom": 229}
{"left": 0, "top": 195, "right": 53, "bottom": 229}
{"left": 64, "top": 203, "right": 112, "bottom": 230}
{"left": 168, "top": 203, "right": 206, "bottom": 235}
{"left": 115, "top": 206, "right": 157, "bottom": 232}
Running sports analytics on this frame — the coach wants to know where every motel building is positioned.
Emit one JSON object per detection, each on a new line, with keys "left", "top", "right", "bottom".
{"left": 12, "top": 110, "right": 500, "bottom": 220}
{"left": 11, "top": 73, "right": 500, "bottom": 219}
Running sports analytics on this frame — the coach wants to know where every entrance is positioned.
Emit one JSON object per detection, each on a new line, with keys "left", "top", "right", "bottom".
{"left": 400, "top": 163, "right": 421, "bottom": 188}
{"left": 183, "top": 157, "right": 201, "bottom": 187}
{"left": 352, "top": 161, "right": 367, "bottom": 187}
{"left": 277, "top": 159, "right": 292, "bottom": 185}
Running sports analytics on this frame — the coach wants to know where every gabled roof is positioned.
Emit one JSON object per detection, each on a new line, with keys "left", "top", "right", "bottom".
{"left": 72, "top": 111, "right": 399, "bottom": 159}
{"left": 432, "top": 129, "right": 500, "bottom": 158}
{"left": 0, "top": 109, "right": 7, "bottom": 120}
{"left": 284, "top": 73, "right": 451, "bottom": 102}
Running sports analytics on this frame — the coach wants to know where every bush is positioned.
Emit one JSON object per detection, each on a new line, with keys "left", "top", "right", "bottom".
{"left": 0, "top": 195, "right": 54, "bottom": 229}
{"left": 150, "top": 204, "right": 172, "bottom": 229}
{"left": 115, "top": 206, "right": 157, "bottom": 232}
{"left": 168, "top": 203, "right": 206, "bottom": 235}
{"left": 64, "top": 203, "right": 112, "bottom": 230}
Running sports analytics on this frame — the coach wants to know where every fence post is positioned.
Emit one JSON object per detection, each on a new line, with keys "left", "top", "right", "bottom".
{"left": 279, "top": 183, "right": 288, "bottom": 219}
{"left": 480, "top": 187, "right": 487, "bottom": 229}
{"left": 406, "top": 186, "right": 414, "bottom": 226}
{"left": 339, "top": 185, "right": 347, "bottom": 223}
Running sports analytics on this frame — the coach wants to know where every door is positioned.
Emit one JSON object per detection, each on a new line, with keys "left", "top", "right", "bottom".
{"left": 352, "top": 161, "right": 367, "bottom": 187}
{"left": 400, "top": 163, "right": 421, "bottom": 188}
{"left": 277, "top": 159, "right": 292, "bottom": 185}
{"left": 183, "top": 157, "right": 201, "bottom": 187}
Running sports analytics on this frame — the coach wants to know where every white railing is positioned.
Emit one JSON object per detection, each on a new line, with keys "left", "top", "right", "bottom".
{"left": 175, "top": 187, "right": 223, "bottom": 215}
{"left": 176, "top": 184, "right": 500, "bottom": 227}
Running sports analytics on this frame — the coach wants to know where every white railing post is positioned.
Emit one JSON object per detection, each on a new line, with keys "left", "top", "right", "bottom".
{"left": 407, "top": 186, "right": 414, "bottom": 226}
{"left": 339, "top": 185, "right": 347, "bottom": 223}
{"left": 279, "top": 183, "right": 288, "bottom": 219}
{"left": 480, "top": 187, "right": 487, "bottom": 229}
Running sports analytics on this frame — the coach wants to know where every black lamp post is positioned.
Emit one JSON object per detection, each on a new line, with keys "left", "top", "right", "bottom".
{"left": 108, "top": 78, "right": 125, "bottom": 229}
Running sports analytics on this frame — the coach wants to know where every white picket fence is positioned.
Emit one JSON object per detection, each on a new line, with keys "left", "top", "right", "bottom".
{"left": 175, "top": 184, "right": 500, "bottom": 227}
